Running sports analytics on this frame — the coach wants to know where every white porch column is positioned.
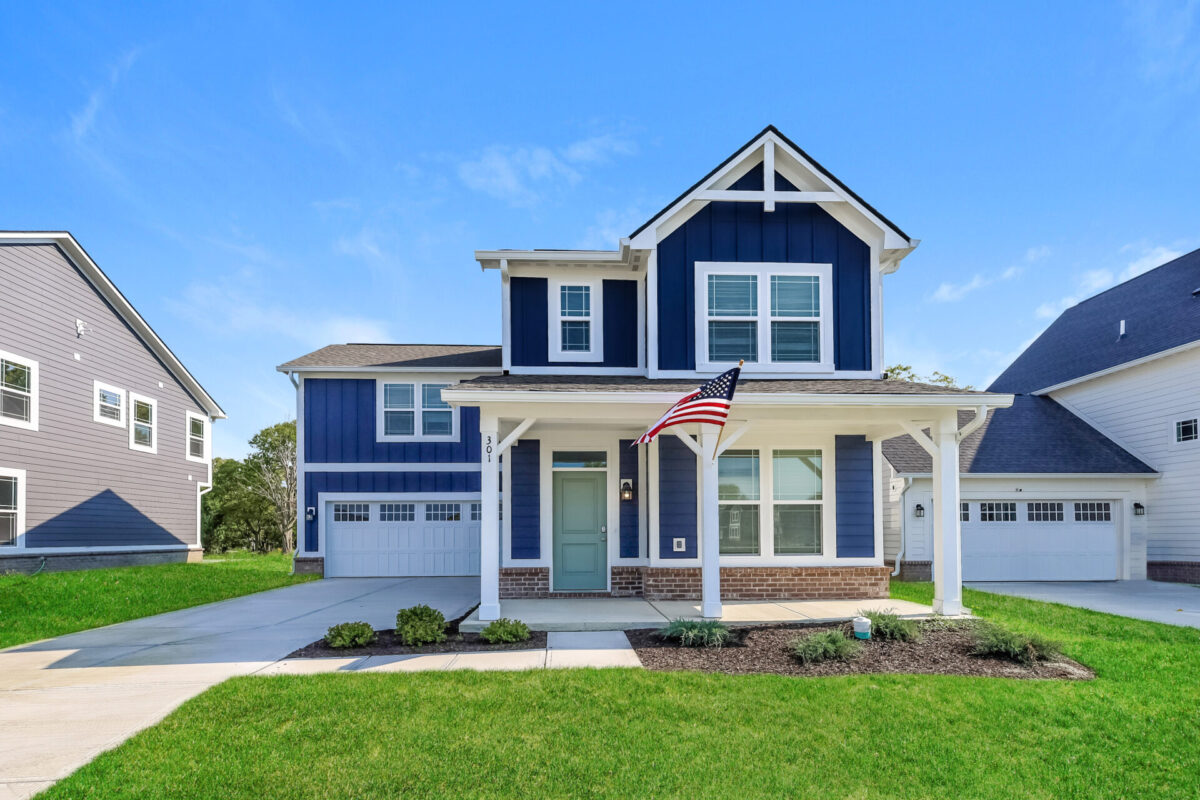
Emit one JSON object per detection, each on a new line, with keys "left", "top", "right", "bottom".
{"left": 479, "top": 415, "right": 501, "bottom": 621}
{"left": 700, "top": 426, "right": 721, "bottom": 619}
{"left": 931, "top": 414, "right": 965, "bottom": 616}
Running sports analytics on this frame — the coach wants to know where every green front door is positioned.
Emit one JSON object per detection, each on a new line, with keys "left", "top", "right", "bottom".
{"left": 553, "top": 472, "right": 607, "bottom": 591}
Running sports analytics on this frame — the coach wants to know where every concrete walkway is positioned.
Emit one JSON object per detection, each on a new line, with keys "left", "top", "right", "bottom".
{"left": 967, "top": 580, "right": 1200, "bottom": 628}
{"left": 0, "top": 577, "right": 477, "bottom": 800}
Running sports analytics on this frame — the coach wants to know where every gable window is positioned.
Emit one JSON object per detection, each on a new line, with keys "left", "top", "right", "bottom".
{"left": 548, "top": 278, "right": 603, "bottom": 362}
{"left": 0, "top": 350, "right": 37, "bottom": 431}
{"left": 696, "top": 263, "right": 832, "bottom": 373}
{"left": 377, "top": 381, "right": 458, "bottom": 442}
{"left": 186, "top": 412, "right": 209, "bottom": 462}
{"left": 93, "top": 381, "right": 126, "bottom": 427}
{"left": 0, "top": 469, "right": 24, "bottom": 548}
{"left": 129, "top": 394, "right": 157, "bottom": 454}
{"left": 1176, "top": 418, "right": 1198, "bottom": 443}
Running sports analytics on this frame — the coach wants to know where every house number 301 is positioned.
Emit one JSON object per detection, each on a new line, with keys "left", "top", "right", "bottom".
{"left": 485, "top": 435, "right": 494, "bottom": 462}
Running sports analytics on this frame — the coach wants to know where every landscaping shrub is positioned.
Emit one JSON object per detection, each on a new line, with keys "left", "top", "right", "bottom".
{"left": 970, "top": 621, "right": 1062, "bottom": 665}
{"left": 859, "top": 609, "right": 921, "bottom": 642}
{"left": 479, "top": 618, "right": 531, "bottom": 644}
{"left": 790, "top": 629, "right": 863, "bottom": 664}
{"left": 324, "top": 621, "right": 376, "bottom": 648}
{"left": 656, "top": 618, "right": 735, "bottom": 648}
{"left": 396, "top": 604, "right": 447, "bottom": 646}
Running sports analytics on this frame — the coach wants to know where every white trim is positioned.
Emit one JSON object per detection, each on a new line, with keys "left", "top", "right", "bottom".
{"left": 501, "top": 262, "right": 513, "bottom": 372}
{"left": 303, "top": 463, "right": 481, "bottom": 473}
{"left": 185, "top": 410, "right": 210, "bottom": 464}
{"left": 295, "top": 373, "right": 306, "bottom": 555}
{"left": 312, "top": 491, "right": 484, "bottom": 559}
{"left": 0, "top": 466, "right": 26, "bottom": 550}
{"left": 1037, "top": 339, "right": 1200, "bottom": 396}
{"left": 695, "top": 261, "right": 834, "bottom": 374}
{"left": 895, "top": 472, "right": 1160, "bottom": 479}
{"left": 444, "top": 387, "right": 1014, "bottom": 408}
{"left": 547, "top": 277, "right": 604, "bottom": 363}
{"left": 0, "top": 348, "right": 38, "bottom": 432}
{"left": 375, "top": 379, "right": 460, "bottom": 443}
{"left": 127, "top": 392, "right": 158, "bottom": 454}
{"left": 279, "top": 365, "right": 504, "bottom": 375}
{"left": 503, "top": 366, "right": 644, "bottom": 377}
{"left": 1, "top": 544, "right": 201, "bottom": 555}
{"left": 646, "top": 249, "right": 658, "bottom": 375}
{"left": 92, "top": 380, "right": 126, "bottom": 428}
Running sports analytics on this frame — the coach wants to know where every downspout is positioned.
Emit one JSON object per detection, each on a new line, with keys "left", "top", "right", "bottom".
{"left": 891, "top": 476, "right": 913, "bottom": 577}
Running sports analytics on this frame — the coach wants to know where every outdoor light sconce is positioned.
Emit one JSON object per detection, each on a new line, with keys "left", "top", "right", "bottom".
{"left": 620, "top": 479, "right": 634, "bottom": 502}
{"left": 305, "top": 506, "right": 316, "bottom": 522}
{"left": 1133, "top": 502, "right": 1145, "bottom": 516}
{"left": 913, "top": 503, "right": 925, "bottom": 519}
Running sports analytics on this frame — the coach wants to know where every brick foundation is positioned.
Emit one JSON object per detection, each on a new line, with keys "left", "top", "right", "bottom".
{"left": 888, "top": 560, "right": 932, "bottom": 582}
{"left": 610, "top": 566, "right": 645, "bottom": 597}
{"left": 0, "top": 548, "right": 199, "bottom": 574}
{"left": 499, "top": 567, "right": 550, "bottom": 598}
{"left": 1148, "top": 561, "right": 1200, "bottom": 584}
{"left": 643, "top": 565, "right": 891, "bottom": 600}
{"left": 293, "top": 557, "right": 325, "bottom": 576}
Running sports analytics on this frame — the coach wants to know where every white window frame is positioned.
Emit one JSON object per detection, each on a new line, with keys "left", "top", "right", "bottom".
{"left": 547, "top": 277, "right": 604, "bottom": 363}
{"left": 695, "top": 262, "right": 834, "bottom": 374}
{"left": 0, "top": 349, "right": 38, "bottom": 432}
{"left": 93, "top": 380, "right": 126, "bottom": 428}
{"left": 375, "top": 380, "right": 459, "bottom": 443}
{"left": 128, "top": 392, "right": 158, "bottom": 454}
{"left": 185, "top": 410, "right": 210, "bottom": 463}
{"left": 1172, "top": 416, "right": 1199, "bottom": 445}
{"left": 0, "top": 466, "right": 26, "bottom": 550}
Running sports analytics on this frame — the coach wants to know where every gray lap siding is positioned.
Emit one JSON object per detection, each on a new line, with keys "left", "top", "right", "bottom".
{"left": 0, "top": 244, "right": 207, "bottom": 549}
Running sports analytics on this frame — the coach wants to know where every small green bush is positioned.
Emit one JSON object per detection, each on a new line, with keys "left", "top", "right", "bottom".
{"left": 396, "top": 604, "right": 447, "bottom": 646}
{"left": 970, "top": 621, "right": 1062, "bottom": 666}
{"left": 790, "top": 629, "right": 863, "bottom": 664}
{"left": 656, "top": 618, "right": 736, "bottom": 648}
{"left": 859, "top": 609, "right": 921, "bottom": 642}
{"left": 479, "top": 618, "right": 531, "bottom": 644}
{"left": 324, "top": 621, "right": 377, "bottom": 649}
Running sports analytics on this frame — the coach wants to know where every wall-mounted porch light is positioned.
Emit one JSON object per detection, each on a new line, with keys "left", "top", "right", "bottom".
{"left": 913, "top": 503, "right": 925, "bottom": 519}
{"left": 620, "top": 479, "right": 634, "bottom": 502}
{"left": 1133, "top": 502, "right": 1146, "bottom": 516}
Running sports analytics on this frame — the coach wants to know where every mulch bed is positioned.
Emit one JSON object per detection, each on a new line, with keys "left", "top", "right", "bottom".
{"left": 627, "top": 620, "right": 1094, "bottom": 680}
{"left": 286, "top": 604, "right": 547, "bottom": 658}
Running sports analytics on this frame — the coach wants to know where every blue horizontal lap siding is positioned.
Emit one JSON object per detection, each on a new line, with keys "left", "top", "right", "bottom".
{"left": 304, "top": 379, "right": 480, "bottom": 463}
{"left": 658, "top": 436, "right": 697, "bottom": 558}
{"left": 657, "top": 165, "right": 871, "bottom": 371}
{"left": 835, "top": 435, "right": 875, "bottom": 558}
{"left": 303, "top": 471, "right": 481, "bottom": 551}
{"left": 509, "top": 440, "right": 540, "bottom": 559}
{"left": 619, "top": 440, "right": 639, "bottom": 558}
{"left": 510, "top": 276, "right": 638, "bottom": 368}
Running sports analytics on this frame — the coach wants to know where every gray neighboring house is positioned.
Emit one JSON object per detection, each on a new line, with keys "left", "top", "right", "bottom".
{"left": 0, "top": 232, "right": 225, "bottom": 572}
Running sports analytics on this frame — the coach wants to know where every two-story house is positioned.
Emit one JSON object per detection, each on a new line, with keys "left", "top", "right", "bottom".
{"left": 0, "top": 232, "right": 224, "bottom": 572}
{"left": 278, "top": 126, "right": 1016, "bottom": 621}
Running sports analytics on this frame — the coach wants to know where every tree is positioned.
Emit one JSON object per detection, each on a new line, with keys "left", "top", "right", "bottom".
{"left": 243, "top": 421, "right": 298, "bottom": 553}
{"left": 202, "top": 457, "right": 278, "bottom": 552}
{"left": 885, "top": 363, "right": 973, "bottom": 391}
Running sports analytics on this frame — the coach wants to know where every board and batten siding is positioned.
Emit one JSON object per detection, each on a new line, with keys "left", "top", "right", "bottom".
{"left": 834, "top": 435, "right": 875, "bottom": 557}
{"left": 0, "top": 244, "right": 209, "bottom": 549}
{"left": 508, "top": 277, "right": 639, "bottom": 369}
{"left": 1051, "top": 346, "right": 1200, "bottom": 562}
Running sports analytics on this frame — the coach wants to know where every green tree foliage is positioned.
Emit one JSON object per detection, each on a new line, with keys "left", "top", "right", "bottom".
{"left": 884, "top": 364, "right": 973, "bottom": 391}
{"left": 201, "top": 421, "right": 297, "bottom": 553}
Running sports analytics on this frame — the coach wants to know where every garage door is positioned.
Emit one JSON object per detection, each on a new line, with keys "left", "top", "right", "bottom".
{"left": 325, "top": 500, "right": 481, "bottom": 577}
{"left": 962, "top": 500, "right": 1118, "bottom": 581}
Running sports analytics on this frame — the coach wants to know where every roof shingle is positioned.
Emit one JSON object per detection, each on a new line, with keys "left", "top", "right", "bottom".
{"left": 277, "top": 344, "right": 501, "bottom": 370}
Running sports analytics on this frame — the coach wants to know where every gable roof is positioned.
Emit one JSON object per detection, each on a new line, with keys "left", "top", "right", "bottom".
{"left": 629, "top": 125, "right": 914, "bottom": 247}
{"left": 882, "top": 395, "right": 1155, "bottom": 475}
{"left": 277, "top": 343, "right": 502, "bottom": 371}
{"left": 0, "top": 231, "right": 225, "bottom": 419}
{"left": 990, "top": 247, "right": 1200, "bottom": 393}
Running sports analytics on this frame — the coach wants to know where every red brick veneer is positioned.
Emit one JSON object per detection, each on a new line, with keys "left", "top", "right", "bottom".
{"left": 643, "top": 566, "right": 890, "bottom": 601}
{"left": 499, "top": 567, "right": 550, "bottom": 598}
{"left": 1148, "top": 561, "right": 1200, "bottom": 584}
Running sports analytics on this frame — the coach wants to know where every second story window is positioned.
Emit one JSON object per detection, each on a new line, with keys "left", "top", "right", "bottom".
{"left": 548, "top": 279, "right": 603, "bottom": 362}
{"left": 1175, "top": 418, "right": 1198, "bottom": 443}
{"left": 129, "top": 394, "right": 157, "bottom": 454}
{"left": 93, "top": 380, "right": 126, "bottom": 427}
{"left": 186, "top": 412, "right": 209, "bottom": 462}
{"left": 0, "top": 350, "right": 37, "bottom": 431}
{"left": 377, "top": 381, "right": 458, "bottom": 442}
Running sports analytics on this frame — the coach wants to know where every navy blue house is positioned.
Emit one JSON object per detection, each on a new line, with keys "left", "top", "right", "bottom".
{"left": 278, "top": 127, "right": 1016, "bottom": 619}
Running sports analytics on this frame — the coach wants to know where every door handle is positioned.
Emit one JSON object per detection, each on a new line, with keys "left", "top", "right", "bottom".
{"left": 600, "top": 525, "right": 607, "bottom": 541}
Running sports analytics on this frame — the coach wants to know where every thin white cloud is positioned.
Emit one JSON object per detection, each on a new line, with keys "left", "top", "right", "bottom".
{"left": 272, "top": 85, "right": 354, "bottom": 158}
{"left": 457, "top": 133, "right": 636, "bottom": 206}
{"left": 70, "top": 48, "right": 140, "bottom": 143}
{"left": 1036, "top": 241, "right": 1191, "bottom": 319}
{"left": 1125, "top": 0, "right": 1200, "bottom": 88}
{"left": 928, "top": 246, "right": 1044, "bottom": 303}
{"left": 575, "top": 207, "right": 647, "bottom": 250}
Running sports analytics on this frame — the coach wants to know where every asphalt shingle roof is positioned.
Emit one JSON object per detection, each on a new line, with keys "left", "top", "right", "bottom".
{"left": 452, "top": 374, "right": 998, "bottom": 395}
{"left": 278, "top": 344, "right": 502, "bottom": 370}
{"left": 989, "top": 247, "right": 1200, "bottom": 393}
{"left": 882, "top": 395, "right": 1156, "bottom": 475}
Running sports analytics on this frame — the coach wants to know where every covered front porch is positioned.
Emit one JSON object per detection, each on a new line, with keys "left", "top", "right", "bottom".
{"left": 442, "top": 375, "right": 1013, "bottom": 624}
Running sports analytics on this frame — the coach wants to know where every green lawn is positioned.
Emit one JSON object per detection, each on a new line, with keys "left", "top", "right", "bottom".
{"left": 37, "top": 584, "right": 1200, "bottom": 799}
{"left": 1, "top": 551, "right": 313, "bottom": 649}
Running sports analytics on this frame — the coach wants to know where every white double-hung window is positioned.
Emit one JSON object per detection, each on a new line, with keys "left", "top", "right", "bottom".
{"left": 129, "top": 393, "right": 157, "bottom": 454}
{"left": 186, "top": 411, "right": 209, "bottom": 462}
{"left": 696, "top": 262, "right": 833, "bottom": 373}
{"left": 0, "top": 350, "right": 37, "bottom": 431}
{"left": 93, "top": 380, "right": 126, "bottom": 427}
{"left": 0, "top": 468, "right": 24, "bottom": 548}
{"left": 548, "top": 278, "right": 603, "bottom": 362}
{"left": 377, "top": 380, "right": 458, "bottom": 442}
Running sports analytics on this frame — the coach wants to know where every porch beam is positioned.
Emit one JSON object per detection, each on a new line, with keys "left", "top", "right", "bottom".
{"left": 714, "top": 420, "right": 753, "bottom": 458}
{"left": 498, "top": 417, "right": 536, "bottom": 454}
{"left": 899, "top": 420, "right": 938, "bottom": 458}
{"left": 670, "top": 429, "right": 703, "bottom": 457}
{"left": 700, "top": 426, "right": 722, "bottom": 619}
{"left": 693, "top": 190, "right": 843, "bottom": 204}
{"left": 479, "top": 416, "right": 502, "bottom": 621}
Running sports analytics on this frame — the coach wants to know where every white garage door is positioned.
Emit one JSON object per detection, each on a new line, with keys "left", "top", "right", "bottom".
{"left": 325, "top": 500, "right": 481, "bottom": 577}
{"left": 962, "top": 500, "right": 1119, "bottom": 581}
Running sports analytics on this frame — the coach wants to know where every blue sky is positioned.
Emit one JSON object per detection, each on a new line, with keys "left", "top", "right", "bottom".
{"left": 2, "top": 2, "right": 1198, "bottom": 458}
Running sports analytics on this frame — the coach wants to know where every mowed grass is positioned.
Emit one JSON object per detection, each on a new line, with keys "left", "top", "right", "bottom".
{"left": 39, "top": 583, "right": 1200, "bottom": 799}
{"left": 1, "top": 551, "right": 312, "bottom": 649}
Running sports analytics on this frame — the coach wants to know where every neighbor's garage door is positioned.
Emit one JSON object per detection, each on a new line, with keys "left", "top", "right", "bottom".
{"left": 325, "top": 500, "right": 481, "bottom": 577}
{"left": 962, "top": 500, "right": 1119, "bottom": 581}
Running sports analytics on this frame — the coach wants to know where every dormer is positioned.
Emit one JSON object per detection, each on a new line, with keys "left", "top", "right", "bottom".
{"left": 477, "top": 125, "right": 918, "bottom": 379}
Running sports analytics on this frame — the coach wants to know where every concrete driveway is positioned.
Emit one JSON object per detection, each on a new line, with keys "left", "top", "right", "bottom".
{"left": 967, "top": 580, "right": 1200, "bottom": 628}
{"left": 0, "top": 577, "right": 477, "bottom": 800}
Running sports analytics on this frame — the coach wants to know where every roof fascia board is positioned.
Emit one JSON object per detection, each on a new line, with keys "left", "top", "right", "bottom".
{"left": 895, "top": 471, "right": 1160, "bottom": 479}
{"left": 1035, "top": 338, "right": 1200, "bottom": 396}
{"left": 442, "top": 388, "right": 1014, "bottom": 408}
{"left": 276, "top": 366, "right": 505, "bottom": 375}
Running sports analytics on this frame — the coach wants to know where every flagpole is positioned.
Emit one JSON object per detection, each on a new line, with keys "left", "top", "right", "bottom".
{"left": 711, "top": 359, "right": 743, "bottom": 460}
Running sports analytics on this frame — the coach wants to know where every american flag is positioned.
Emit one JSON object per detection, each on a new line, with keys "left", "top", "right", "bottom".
{"left": 633, "top": 366, "right": 742, "bottom": 445}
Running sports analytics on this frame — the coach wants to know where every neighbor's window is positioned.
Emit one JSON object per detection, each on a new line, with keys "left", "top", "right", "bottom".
{"left": 1176, "top": 418, "right": 1198, "bottom": 443}
{"left": 0, "top": 473, "right": 18, "bottom": 547}
{"left": 186, "top": 414, "right": 207, "bottom": 461}
{"left": 426, "top": 503, "right": 462, "bottom": 522}
{"left": 1074, "top": 502, "right": 1112, "bottom": 522}
{"left": 1027, "top": 502, "right": 1064, "bottom": 522}
{"left": 0, "top": 352, "right": 35, "bottom": 429}
{"left": 379, "top": 382, "right": 457, "bottom": 440}
{"left": 333, "top": 503, "right": 370, "bottom": 522}
{"left": 94, "top": 381, "right": 125, "bottom": 426}
{"left": 772, "top": 449, "right": 822, "bottom": 555}
{"left": 979, "top": 502, "right": 1017, "bottom": 522}
{"left": 379, "top": 503, "right": 415, "bottom": 522}
{"left": 718, "top": 450, "right": 760, "bottom": 555}
{"left": 129, "top": 394, "right": 157, "bottom": 453}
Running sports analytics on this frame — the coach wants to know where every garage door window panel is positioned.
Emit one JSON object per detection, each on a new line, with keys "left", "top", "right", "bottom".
{"left": 426, "top": 503, "right": 462, "bottom": 522}
{"left": 979, "top": 502, "right": 1017, "bottom": 522}
{"left": 380, "top": 503, "right": 414, "bottom": 522}
{"left": 333, "top": 503, "right": 370, "bottom": 522}
{"left": 1028, "top": 502, "right": 1064, "bottom": 522}
{"left": 1074, "top": 502, "right": 1112, "bottom": 522}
